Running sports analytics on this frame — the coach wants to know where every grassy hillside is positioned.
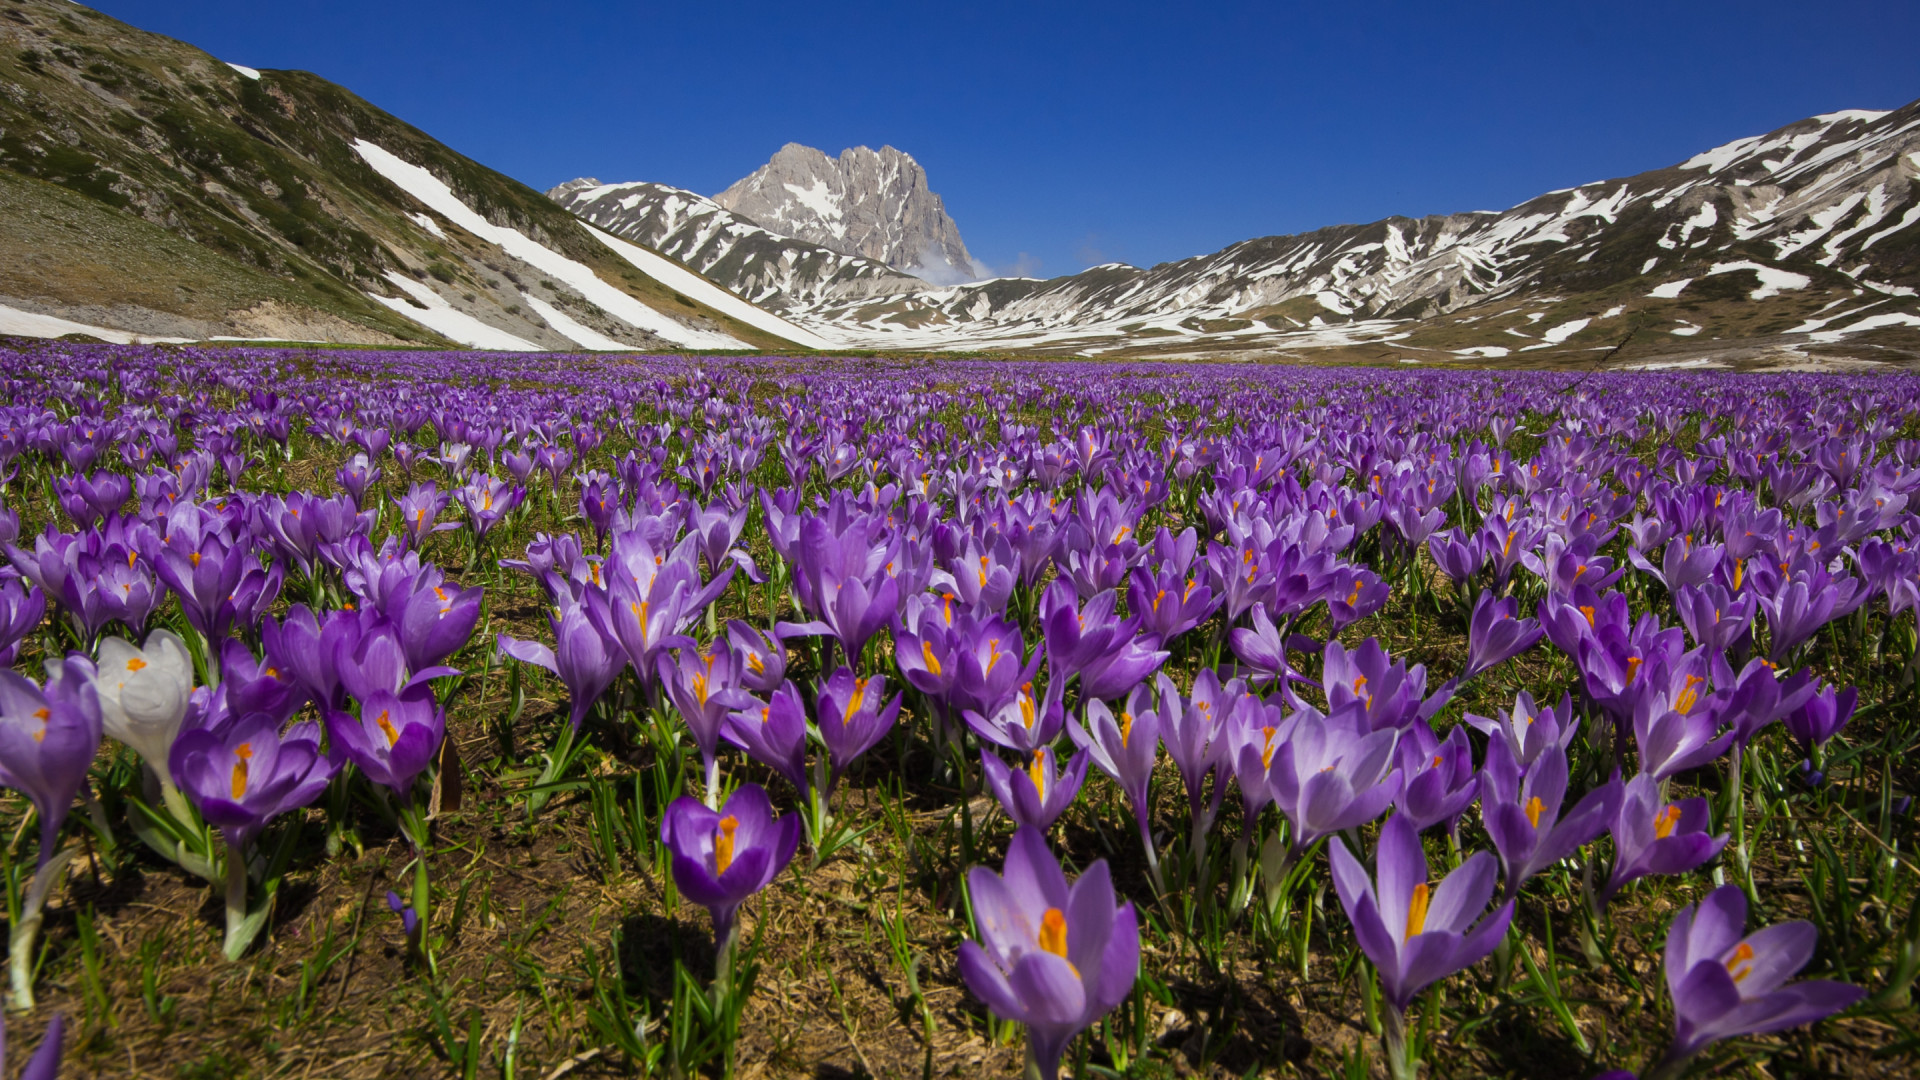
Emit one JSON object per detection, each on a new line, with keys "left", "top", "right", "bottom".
{"left": 0, "top": 0, "right": 805, "bottom": 350}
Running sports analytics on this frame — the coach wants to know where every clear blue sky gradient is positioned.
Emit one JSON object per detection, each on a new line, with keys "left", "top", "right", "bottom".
{"left": 88, "top": 0, "right": 1920, "bottom": 280}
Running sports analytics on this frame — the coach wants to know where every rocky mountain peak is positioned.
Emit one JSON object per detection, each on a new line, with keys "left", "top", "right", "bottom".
{"left": 713, "top": 143, "right": 984, "bottom": 284}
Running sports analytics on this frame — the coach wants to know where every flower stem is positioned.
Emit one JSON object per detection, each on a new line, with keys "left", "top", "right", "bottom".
{"left": 221, "top": 836, "right": 249, "bottom": 960}
{"left": 1382, "top": 1003, "right": 1415, "bottom": 1080}
{"left": 8, "top": 846, "right": 77, "bottom": 1010}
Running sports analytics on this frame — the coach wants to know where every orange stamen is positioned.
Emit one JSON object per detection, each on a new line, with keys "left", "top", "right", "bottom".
{"left": 714, "top": 815, "right": 739, "bottom": 875}
{"left": 1405, "top": 882, "right": 1431, "bottom": 939}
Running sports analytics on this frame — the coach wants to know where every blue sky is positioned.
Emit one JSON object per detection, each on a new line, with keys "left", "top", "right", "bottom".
{"left": 93, "top": 0, "right": 1920, "bottom": 280}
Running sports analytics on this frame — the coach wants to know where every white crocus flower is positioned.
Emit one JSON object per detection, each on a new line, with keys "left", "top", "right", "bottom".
{"left": 94, "top": 630, "right": 194, "bottom": 785}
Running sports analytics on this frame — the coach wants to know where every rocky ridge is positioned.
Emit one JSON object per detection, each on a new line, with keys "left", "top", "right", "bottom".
{"left": 555, "top": 103, "right": 1920, "bottom": 364}
{"left": 711, "top": 143, "right": 983, "bottom": 285}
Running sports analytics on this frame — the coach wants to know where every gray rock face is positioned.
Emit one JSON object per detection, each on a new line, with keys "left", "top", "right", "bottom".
{"left": 713, "top": 144, "right": 983, "bottom": 284}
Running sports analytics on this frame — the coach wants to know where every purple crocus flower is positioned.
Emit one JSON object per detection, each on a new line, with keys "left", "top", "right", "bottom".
{"left": 1783, "top": 681, "right": 1857, "bottom": 758}
{"left": 1227, "top": 604, "right": 1295, "bottom": 694}
{"left": 261, "top": 491, "right": 370, "bottom": 581}
{"left": 1646, "top": 886, "right": 1862, "bottom": 1076}
{"left": 4, "top": 1006, "right": 65, "bottom": 1076}
{"left": 957, "top": 826, "right": 1139, "bottom": 1080}
{"left": 327, "top": 628, "right": 450, "bottom": 799}
{"left": 944, "top": 612, "right": 1041, "bottom": 718}
{"left": 658, "top": 643, "right": 757, "bottom": 800}
{"left": 337, "top": 452, "right": 382, "bottom": 509}
{"left": 1462, "top": 590, "right": 1544, "bottom": 680}
{"left": 1427, "top": 528, "right": 1485, "bottom": 586}
{"left": 722, "top": 680, "right": 811, "bottom": 797}
{"left": 1575, "top": 605, "right": 1689, "bottom": 726}
{"left": 1040, "top": 585, "right": 1167, "bottom": 702}
{"left": 1757, "top": 569, "right": 1863, "bottom": 662}
{"left": 577, "top": 471, "right": 618, "bottom": 546}
{"left": 1597, "top": 774, "right": 1727, "bottom": 911}
{"left": 152, "top": 519, "right": 271, "bottom": 641}
{"left": 894, "top": 595, "right": 960, "bottom": 702}
{"left": 981, "top": 746, "right": 1089, "bottom": 832}
{"left": 687, "top": 500, "right": 759, "bottom": 582}
{"left": 1157, "top": 670, "right": 1239, "bottom": 839}
{"left": 586, "top": 531, "right": 731, "bottom": 686}
{"left": 55, "top": 471, "right": 129, "bottom": 529}
{"left": 92, "top": 546, "right": 164, "bottom": 636}
{"left": 393, "top": 571, "right": 482, "bottom": 672}
{"left": 1324, "top": 564, "right": 1391, "bottom": 633}
{"left": 1631, "top": 653, "right": 1735, "bottom": 781}
{"left": 456, "top": 474, "right": 525, "bottom": 539}
{"left": 1227, "top": 694, "right": 1293, "bottom": 829}
{"left": 264, "top": 604, "right": 363, "bottom": 711}
{"left": 1393, "top": 722, "right": 1480, "bottom": 835}
{"left": 0, "top": 1011, "right": 65, "bottom": 1080}
{"left": 497, "top": 597, "right": 625, "bottom": 731}
{"left": 386, "top": 890, "right": 420, "bottom": 939}
{"left": 965, "top": 679, "right": 1066, "bottom": 755}
{"left": 814, "top": 666, "right": 900, "bottom": 792}
{"left": 1069, "top": 692, "right": 1162, "bottom": 874}
{"left": 1323, "top": 638, "right": 1428, "bottom": 732}
{"left": 1331, "top": 813, "right": 1512, "bottom": 1015}
{"left": 395, "top": 481, "right": 459, "bottom": 549}
{"left": 1125, "top": 562, "right": 1220, "bottom": 644}
{"left": 726, "top": 620, "right": 788, "bottom": 695}
{"left": 219, "top": 638, "right": 306, "bottom": 726}
{"left": 1721, "top": 659, "right": 1816, "bottom": 748}
{"left": 785, "top": 515, "right": 899, "bottom": 664}
{"left": 1465, "top": 691, "right": 1578, "bottom": 773}
{"left": 1673, "top": 582, "right": 1756, "bottom": 658}
{"left": 660, "top": 783, "right": 800, "bottom": 946}
{"left": 1265, "top": 707, "right": 1403, "bottom": 853}
{"left": 1629, "top": 534, "right": 1724, "bottom": 594}
{"left": 1482, "top": 740, "right": 1622, "bottom": 900}
{"left": 0, "top": 580, "right": 46, "bottom": 667}
{"left": 0, "top": 657, "right": 102, "bottom": 864}
{"left": 170, "top": 713, "right": 335, "bottom": 851}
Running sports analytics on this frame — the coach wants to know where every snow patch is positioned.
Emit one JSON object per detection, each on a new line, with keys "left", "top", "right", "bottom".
{"left": 409, "top": 212, "right": 445, "bottom": 239}
{"left": 1862, "top": 202, "right": 1920, "bottom": 250}
{"left": 351, "top": 140, "right": 746, "bottom": 350}
{"left": 1648, "top": 279, "right": 1693, "bottom": 299}
{"left": 226, "top": 63, "right": 261, "bottom": 80}
{"left": 522, "top": 293, "right": 631, "bottom": 351}
{"left": 1627, "top": 358, "right": 1722, "bottom": 370}
{"left": 0, "top": 302, "right": 189, "bottom": 344}
{"left": 781, "top": 179, "right": 843, "bottom": 220}
{"left": 579, "top": 225, "right": 838, "bottom": 350}
{"left": 366, "top": 272, "right": 540, "bottom": 351}
{"left": 1814, "top": 109, "right": 1890, "bottom": 124}
{"left": 1808, "top": 311, "right": 1920, "bottom": 342}
{"left": 1541, "top": 317, "right": 1591, "bottom": 344}
{"left": 1707, "top": 261, "right": 1810, "bottom": 300}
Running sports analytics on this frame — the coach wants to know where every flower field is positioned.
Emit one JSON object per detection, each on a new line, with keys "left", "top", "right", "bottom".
{"left": 0, "top": 341, "right": 1912, "bottom": 1079}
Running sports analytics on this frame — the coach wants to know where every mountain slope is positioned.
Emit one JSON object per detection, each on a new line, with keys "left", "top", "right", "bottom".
{"left": 713, "top": 143, "right": 983, "bottom": 285}
{"left": 0, "top": 0, "right": 820, "bottom": 351}
{"left": 555, "top": 103, "right": 1920, "bottom": 364}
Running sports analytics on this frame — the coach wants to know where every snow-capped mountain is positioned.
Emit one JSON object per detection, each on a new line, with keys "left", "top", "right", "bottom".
{"left": 555, "top": 102, "right": 1920, "bottom": 362}
{"left": 548, "top": 178, "right": 925, "bottom": 311}
{"left": 712, "top": 144, "right": 985, "bottom": 285}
